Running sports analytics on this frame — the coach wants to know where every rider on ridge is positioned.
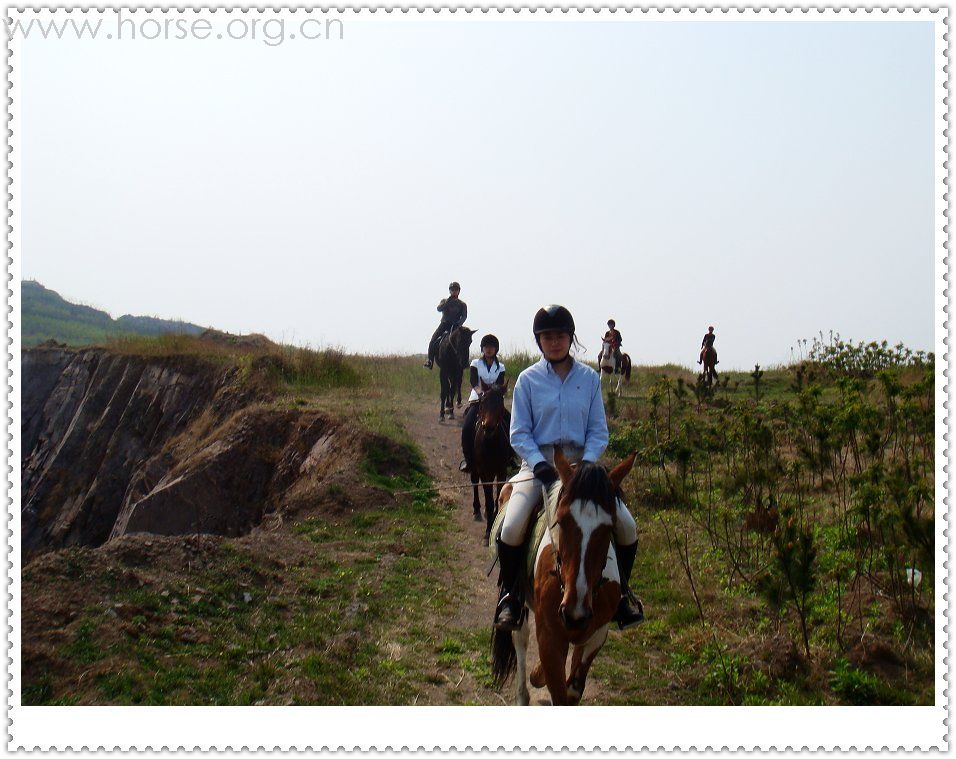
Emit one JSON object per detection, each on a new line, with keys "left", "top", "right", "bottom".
{"left": 603, "top": 319, "right": 624, "bottom": 367}
{"left": 698, "top": 325, "right": 717, "bottom": 365}
{"left": 424, "top": 282, "right": 468, "bottom": 369}
{"left": 493, "top": 305, "right": 644, "bottom": 633}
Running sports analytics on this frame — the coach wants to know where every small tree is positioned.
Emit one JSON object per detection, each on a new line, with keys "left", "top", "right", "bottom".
{"left": 751, "top": 364, "right": 765, "bottom": 402}
{"left": 758, "top": 503, "right": 818, "bottom": 660}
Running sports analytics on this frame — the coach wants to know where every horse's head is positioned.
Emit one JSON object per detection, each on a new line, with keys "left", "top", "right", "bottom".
{"left": 550, "top": 447, "right": 637, "bottom": 631}
{"left": 452, "top": 327, "right": 476, "bottom": 362}
{"left": 477, "top": 380, "right": 507, "bottom": 431}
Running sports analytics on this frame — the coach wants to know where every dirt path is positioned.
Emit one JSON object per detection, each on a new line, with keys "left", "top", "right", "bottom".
{"left": 404, "top": 398, "right": 615, "bottom": 706}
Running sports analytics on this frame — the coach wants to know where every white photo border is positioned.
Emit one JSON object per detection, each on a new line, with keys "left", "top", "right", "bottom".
{"left": 4, "top": 6, "right": 948, "bottom": 750}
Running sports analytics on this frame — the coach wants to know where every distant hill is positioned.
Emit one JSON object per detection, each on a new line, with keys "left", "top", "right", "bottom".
{"left": 22, "top": 281, "right": 206, "bottom": 347}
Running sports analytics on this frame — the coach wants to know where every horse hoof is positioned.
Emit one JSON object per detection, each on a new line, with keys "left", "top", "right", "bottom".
{"left": 473, "top": 511, "right": 482, "bottom": 522}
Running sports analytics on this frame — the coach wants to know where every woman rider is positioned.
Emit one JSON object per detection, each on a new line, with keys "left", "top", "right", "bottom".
{"left": 494, "top": 304, "right": 645, "bottom": 632}
{"left": 459, "top": 334, "right": 509, "bottom": 473}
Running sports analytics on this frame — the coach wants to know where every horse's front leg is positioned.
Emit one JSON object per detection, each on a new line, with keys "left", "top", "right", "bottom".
{"left": 536, "top": 619, "right": 570, "bottom": 706}
{"left": 566, "top": 623, "right": 610, "bottom": 705}
{"left": 513, "top": 614, "right": 532, "bottom": 706}
{"left": 482, "top": 482, "right": 495, "bottom": 545}
{"left": 439, "top": 373, "right": 447, "bottom": 421}
{"left": 471, "top": 473, "right": 482, "bottom": 522}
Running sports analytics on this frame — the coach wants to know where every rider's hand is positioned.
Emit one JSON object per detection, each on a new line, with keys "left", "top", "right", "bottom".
{"left": 534, "top": 461, "right": 559, "bottom": 487}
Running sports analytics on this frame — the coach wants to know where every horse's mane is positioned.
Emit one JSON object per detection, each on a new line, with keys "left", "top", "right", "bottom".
{"left": 561, "top": 461, "right": 617, "bottom": 517}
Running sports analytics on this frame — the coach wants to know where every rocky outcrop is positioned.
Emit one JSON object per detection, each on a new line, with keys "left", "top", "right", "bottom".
{"left": 21, "top": 346, "right": 355, "bottom": 557}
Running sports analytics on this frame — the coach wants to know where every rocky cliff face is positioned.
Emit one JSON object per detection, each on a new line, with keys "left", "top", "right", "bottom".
{"left": 22, "top": 346, "right": 357, "bottom": 557}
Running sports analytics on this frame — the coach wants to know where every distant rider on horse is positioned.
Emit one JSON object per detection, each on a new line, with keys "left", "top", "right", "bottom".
{"left": 460, "top": 334, "right": 509, "bottom": 473}
{"left": 493, "top": 304, "right": 644, "bottom": 632}
{"left": 698, "top": 325, "right": 717, "bottom": 365}
{"left": 424, "top": 282, "right": 468, "bottom": 369}
{"left": 602, "top": 319, "right": 624, "bottom": 367}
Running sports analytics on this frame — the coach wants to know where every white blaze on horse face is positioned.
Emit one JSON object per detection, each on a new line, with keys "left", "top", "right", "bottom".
{"left": 568, "top": 498, "right": 613, "bottom": 619}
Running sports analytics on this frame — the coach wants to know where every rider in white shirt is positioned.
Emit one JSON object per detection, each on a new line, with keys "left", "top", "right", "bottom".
{"left": 460, "top": 334, "right": 508, "bottom": 473}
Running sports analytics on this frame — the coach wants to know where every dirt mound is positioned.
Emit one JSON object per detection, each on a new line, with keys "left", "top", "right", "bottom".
{"left": 21, "top": 346, "right": 365, "bottom": 558}
{"left": 199, "top": 328, "right": 276, "bottom": 351}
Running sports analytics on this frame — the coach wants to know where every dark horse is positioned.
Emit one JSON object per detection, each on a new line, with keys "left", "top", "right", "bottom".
{"left": 700, "top": 345, "right": 717, "bottom": 387}
{"left": 470, "top": 381, "right": 515, "bottom": 545}
{"left": 700, "top": 346, "right": 718, "bottom": 388}
{"left": 437, "top": 327, "right": 476, "bottom": 421}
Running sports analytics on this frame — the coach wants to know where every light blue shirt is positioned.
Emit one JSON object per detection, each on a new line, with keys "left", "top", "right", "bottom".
{"left": 509, "top": 357, "right": 608, "bottom": 468}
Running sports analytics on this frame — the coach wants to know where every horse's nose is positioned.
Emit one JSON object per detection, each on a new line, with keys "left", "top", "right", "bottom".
{"left": 559, "top": 604, "right": 592, "bottom": 631}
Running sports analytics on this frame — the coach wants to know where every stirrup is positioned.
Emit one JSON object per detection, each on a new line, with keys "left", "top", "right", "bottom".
{"left": 494, "top": 592, "right": 523, "bottom": 631}
{"left": 614, "top": 591, "right": 645, "bottom": 630}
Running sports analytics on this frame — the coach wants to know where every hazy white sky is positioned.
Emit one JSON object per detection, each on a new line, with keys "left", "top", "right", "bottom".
{"left": 20, "top": 16, "right": 936, "bottom": 368}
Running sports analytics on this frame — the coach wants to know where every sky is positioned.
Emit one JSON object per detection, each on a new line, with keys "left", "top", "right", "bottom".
{"left": 18, "top": 15, "right": 937, "bottom": 368}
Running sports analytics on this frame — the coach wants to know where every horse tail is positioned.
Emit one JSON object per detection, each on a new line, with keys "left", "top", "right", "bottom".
{"left": 490, "top": 625, "right": 517, "bottom": 688}
{"left": 624, "top": 356, "right": 632, "bottom": 382}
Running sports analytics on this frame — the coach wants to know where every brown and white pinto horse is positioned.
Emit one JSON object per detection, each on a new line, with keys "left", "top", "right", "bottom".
{"left": 470, "top": 380, "right": 515, "bottom": 545}
{"left": 491, "top": 448, "right": 637, "bottom": 706}
{"left": 599, "top": 339, "right": 632, "bottom": 393}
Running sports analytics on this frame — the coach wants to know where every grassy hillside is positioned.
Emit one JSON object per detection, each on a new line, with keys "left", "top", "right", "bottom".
{"left": 21, "top": 334, "right": 935, "bottom": 706}
{"left": 22, "top": 281, "right": 205, "bottom": 347}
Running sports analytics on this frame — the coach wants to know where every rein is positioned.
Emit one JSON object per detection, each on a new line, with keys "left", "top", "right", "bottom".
{"left": 390, "top": 474, "right": 536, "bottom": 496}
{"left": 542, "top": 483, "right": 564, "bottom": 592}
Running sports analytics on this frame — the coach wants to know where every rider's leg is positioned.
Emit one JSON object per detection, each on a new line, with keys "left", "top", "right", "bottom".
{"left": 460, "top": 403, "right": 478, "bottom": 472}
{"left": 611, "top": 500, "right": 644, "bottom": 630}
{"left": 424, "top": 325, "right": 444, "bottom": 368}
{"left": 495, "top": 467, "right": 545, "bottom": 631}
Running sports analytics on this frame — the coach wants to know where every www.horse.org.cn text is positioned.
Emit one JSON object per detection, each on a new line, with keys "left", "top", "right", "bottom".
{"left": 6, "top": 12, "right": 346, "bottom": 47}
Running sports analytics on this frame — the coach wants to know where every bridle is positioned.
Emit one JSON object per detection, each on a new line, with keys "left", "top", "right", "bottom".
{"left": 542, "top": 477, "right": 618, "bottom": 599}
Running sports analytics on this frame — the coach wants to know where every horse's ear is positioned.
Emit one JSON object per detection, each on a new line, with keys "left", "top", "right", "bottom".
{"left": 608, "top": 451, "right": 638, "bottom": 490}
{"left": 553, "top": 446, "right": 574, "bottom": 486}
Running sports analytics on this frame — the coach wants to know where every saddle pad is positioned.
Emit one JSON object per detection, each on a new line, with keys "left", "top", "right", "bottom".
{"left": 488, "top": 493, "right": 549, "bottom": 584}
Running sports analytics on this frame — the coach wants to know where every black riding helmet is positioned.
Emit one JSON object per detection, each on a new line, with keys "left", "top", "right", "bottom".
{"left": 608, "top": 319, "right": 616, "bottom": 327}
{"left": 480, "top": 334, "right": 499, "bottom": 351}
{"left": 449, "top": 281, "right": 461, "bottom": 292}
{"left": 533, "top": 305, "right": 575, "bottom": 351}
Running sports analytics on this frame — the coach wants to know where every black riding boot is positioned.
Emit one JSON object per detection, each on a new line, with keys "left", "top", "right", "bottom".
{"left": 613, "top": 542, "right": 645, "bottom": 630}
{"left": 494, "top": 541, "right": 524, "bottom": 631}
